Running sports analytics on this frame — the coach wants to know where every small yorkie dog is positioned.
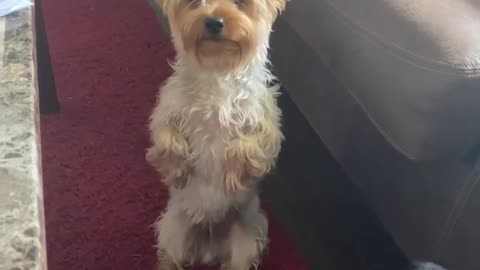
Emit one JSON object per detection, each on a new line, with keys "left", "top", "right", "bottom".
{"left": 147, "top": 0, "right": 286, "bottom": 269}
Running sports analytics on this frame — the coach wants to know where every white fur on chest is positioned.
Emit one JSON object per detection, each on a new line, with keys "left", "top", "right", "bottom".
{"left": 154, "top": 57, "right": 276, "bottom": 223}
{"left": 186, "top": 89, "right": 261, "bottom": 169}
{"left": 168, "top": 74, "right": 268, "bottom": 173}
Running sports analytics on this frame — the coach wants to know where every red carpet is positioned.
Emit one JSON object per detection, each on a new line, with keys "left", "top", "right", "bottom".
{"left": 40, "top": 0, "right": 308, "bottom": 269}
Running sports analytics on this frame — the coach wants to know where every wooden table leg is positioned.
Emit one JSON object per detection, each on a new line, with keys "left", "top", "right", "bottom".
{"left": 35, "top": 0, "right": 60, "bottom": 114}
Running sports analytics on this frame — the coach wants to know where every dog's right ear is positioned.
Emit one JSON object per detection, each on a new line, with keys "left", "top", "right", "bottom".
{"left": 155, "top": 0, "right": 173, "bottom": 15}
{"left": 267, "top": 0, "right": 287, "bottom": 20}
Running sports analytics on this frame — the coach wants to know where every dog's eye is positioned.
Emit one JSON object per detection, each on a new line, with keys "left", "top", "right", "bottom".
{"left": 234, "top": 0, "right": 246, "bottom": 6}
{"left": 187, "top": 0, "right": 200, "bottom": 7}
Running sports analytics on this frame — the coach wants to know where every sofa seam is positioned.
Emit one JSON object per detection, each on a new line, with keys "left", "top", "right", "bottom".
{"left": 323, "top": 0, "right": 480, "bottom": 76}
{"left": 275, "top": 20, "right": 425, "bottom": 161}
{"left": 433, "top": 162, "right": 480, "bottom": 258}
{"left": 281, "top": 2, "right": 480, "bottom": 161}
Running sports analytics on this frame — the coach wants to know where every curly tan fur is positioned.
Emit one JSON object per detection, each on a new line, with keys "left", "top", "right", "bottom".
{"left": 148, "top": 0, "right": 286, "bottom": 269}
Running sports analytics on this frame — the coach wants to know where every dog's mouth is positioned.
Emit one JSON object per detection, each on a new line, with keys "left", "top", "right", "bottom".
{"left": 196, "top": 37, "right": 241, "bottom": 56}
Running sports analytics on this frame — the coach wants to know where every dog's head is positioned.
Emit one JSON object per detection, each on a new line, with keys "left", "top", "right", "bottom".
{"left": 158, "top": 0, "right": 286, "bottom": 73}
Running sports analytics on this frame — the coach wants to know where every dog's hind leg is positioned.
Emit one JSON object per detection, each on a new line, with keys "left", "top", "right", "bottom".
{"left": 155, "top": 209, "right": 191, "bottom": 270}
{"left": 222, "top": 210, "right": 268, "bottom": 270}
{"left": 156, "top": 248, "right": 180, "bottom": 270}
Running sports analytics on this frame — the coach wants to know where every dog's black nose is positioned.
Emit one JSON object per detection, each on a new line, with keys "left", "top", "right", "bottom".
{"left": 205, "top": 17, "right": 224, "bottom": 35}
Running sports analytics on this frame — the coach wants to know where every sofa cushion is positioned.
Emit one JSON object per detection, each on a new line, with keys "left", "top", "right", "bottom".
{"left": 280, "top": 0, "right": 480, "bottom": 161}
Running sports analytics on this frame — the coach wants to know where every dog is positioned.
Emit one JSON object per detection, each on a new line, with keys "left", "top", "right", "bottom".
{"left": 146, "top": 0, "right": 286, "bottom": 269}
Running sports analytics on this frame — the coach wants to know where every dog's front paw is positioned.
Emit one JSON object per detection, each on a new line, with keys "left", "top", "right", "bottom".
{"left": 152, "top": 126, "right": 190, "bottom": 158}
{"left": 244, "top": 156, "right": 273, "bottom": 179}
{"left": 146, "top": 147, "right": 190, "bottom": 189}
{"left": 148, "top": 125, "right": 191, "bottom": 188}
{"left": 223, "top": 139, "right": 275, "bottom": 193}
{"left": 223, "top": 158, "right": 249, "bottom": 193}
{"left": 223, "top": 160, "right": 270, "bottom": 193}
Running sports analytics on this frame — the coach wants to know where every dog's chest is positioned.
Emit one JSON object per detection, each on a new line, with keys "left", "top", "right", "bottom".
{"left": 180, "top": 93, "right": 260, "bottom": 177}
{"left": 183, "top": 96, "right": 258, "bottom": 149}
{"left": 174, "top": 98, "right": 258, "bottom": 221}
{"left": 184, "top": 105, "right": 226, "bottom": 155}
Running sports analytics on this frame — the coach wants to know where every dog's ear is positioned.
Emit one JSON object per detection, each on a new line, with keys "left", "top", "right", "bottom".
{"left": 155, "top": 0, "right": 173, "bottom": 15}
{"left": 268, "top": 0, "right": 287, "bottom": 18}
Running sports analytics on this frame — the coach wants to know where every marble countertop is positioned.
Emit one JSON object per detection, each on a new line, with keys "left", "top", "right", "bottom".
{"left": 0, "top": 8, "right": 47, "bottom": 270}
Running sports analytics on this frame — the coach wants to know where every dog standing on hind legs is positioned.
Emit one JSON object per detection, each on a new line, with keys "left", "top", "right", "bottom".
{"left": 147, "top": 0, "right": 287, "bottom": 269}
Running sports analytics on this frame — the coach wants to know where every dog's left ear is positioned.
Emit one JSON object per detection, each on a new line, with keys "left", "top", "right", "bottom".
{"left": 268, "top": 0, "right": 287, "bottom": 18}
{"left": 155, "top": 0, "right": 173, "bottom": 16}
